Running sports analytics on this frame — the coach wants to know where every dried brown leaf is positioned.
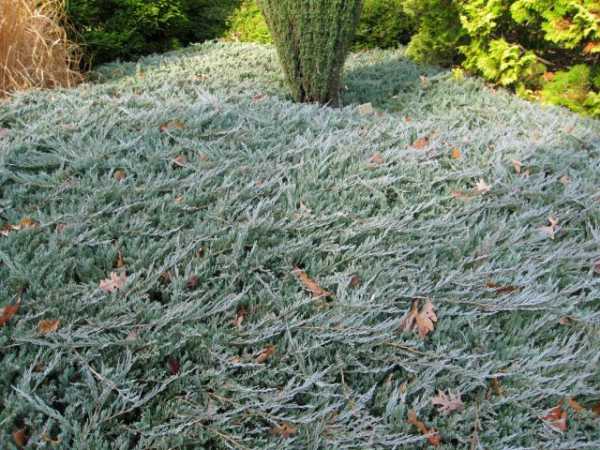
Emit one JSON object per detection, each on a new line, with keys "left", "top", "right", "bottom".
{"left": 256, "top": 345, "right": 276, "bottom": 364}
{"left": 99, "top": 272, "right": 127, "bottom": 293}
{"left": 232, "top": 306, "right": 247, "bottom": 329}
{"left": 292, "top": 267, "right": 332, "bottom": 298}
{"left": 113, "top": 169, "right": 127, "bottom": 182}
{"left": 173, "top": 154, "right": 187, "bottom": 168}
{"left": 0, "top": 300, "right": 20, "bottom": 327}
{"left": 271, "top": 422, "right": 297, "bottom": 438}
{"left": 485, "top": 281, "right": 521, "bottom": 295}
{"left": 13, "top": 428, "right": 27, "bottom": 448}
{"left": 539, "top": 216, "right": 559, "bottom": 240}
{"left": 368, "top": 152, "right": 384, "bottom": 167}
{"left": 349, "top": 275, "right": 361, "bottom": 288}
{"left": 451, "top": 148, "right": 462, "bottom": 159}
{"left": 186, "top": 275, "right": 200, "bottom": 290}
{"left": 401, "top": 299, "right": 437, "bottom": 338}
{"left": 407, "top": 410, "right": 441, "bottom": 446}
{"left": 542, "top": 404, "right": 567, "bottom": 432}
{"left": 38, "top": 319, "right": 60, "bottom": 335}
{"left": 160, "top": 120, "right": 185, "bottom": 132}
{"left": 475, "top": 178, "right": 491, "bottom": 194}
{"left": 412, "top": 136, "right": 429, "bottom": 150}
{"left": 567, "top": 398, "right": 585, "bottom": 414}
{"left": 431, "top": 390, "right": 464, "bottom": 415}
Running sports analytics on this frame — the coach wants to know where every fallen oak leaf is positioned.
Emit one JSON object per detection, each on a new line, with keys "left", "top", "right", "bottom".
{"left": 349, "top": 274, "right": 361, "bottom": 288}
{"left": 113, "top": 169, "right": 127, "bottom": 182}
{"left": 415, "top": 300, "right": 437, "bottom": 338}
{"left": 542, "top": 404, "right": 567, "bottom": 432}
{"left": 186, "top": 275, "right": 200, "bottom": 290}
{"left": 255, "top": 345, "right": 276, "bottom": 364}
{"left": 400, "top": 299, "right": 438, "bottom": 338}
{"left": 407, "top": 410, "right": 441, "bottom": 446}
{"left": 232, "top": 306, "right": 247, "bottom": 329}
{"left": 37, "top": 319, "right": 60, "bottom": 335}
{"left": 172, "top": 154, "right": 187, "bottom": 168}
{"left": 13, "top": 428, "right": 27, "bottom": 448}
{"left": 539, "top": 216, "right": 559, "bottom": 240}
{"left": 432, "top": 390, "right": 464, "bottom": 415}
{"left": 368, "top": 152, "right": 384, "bottom": 167}
{"left": 271, "top": 422, "right": 297, "bottom": 438}
{"left": 475, "top": 178, "right": 491, "bottom": 194}
{"left": 566, "top": 398, "right": 585, "bottom": 414}
{"left": 159, "top": 120, "right": 185, "bottom": 132}
{"left": 412, "top": 136, "right": 429, "bottom": 150}
{"left": 292, "top": 267, "right": 333, "bottom": 298}
{"left": 0, "top": 300, "right": 20, "bottom": 327}
{"left": 168, "top": 357, "right": 181, "bottom": 375}
{"left": 485, "top": 281, "right": 521, "bottom": 295}
{"left": 99, "top": 272, "right": 127, "bottom": 293}
{"left": 512, "top": 159, "right": 522, "bottom": 174}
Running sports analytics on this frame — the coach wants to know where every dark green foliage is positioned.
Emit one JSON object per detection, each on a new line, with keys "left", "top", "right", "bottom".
{"left": 227, "top": 0, "right": 414, "bottom": 50}
{"left": 258, "top": 0, "right": 363, "bottom": 105}
{"left": 402, "top": 0, "right": 600, "bottom": 117}
{"left": 353, "top": 0, "right": 414, "bottom": 50}
{"left": 65, "top": 0, "right": 241, "bottom": 65}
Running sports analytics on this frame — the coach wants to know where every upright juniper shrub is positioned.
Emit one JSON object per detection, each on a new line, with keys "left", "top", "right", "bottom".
{"left": 258, "top": 0, "right": 363, "bottom": 105}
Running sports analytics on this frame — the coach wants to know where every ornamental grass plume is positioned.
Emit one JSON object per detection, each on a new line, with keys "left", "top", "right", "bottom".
{"left": 0, "top": 0, "right": 81, "bottom": 97}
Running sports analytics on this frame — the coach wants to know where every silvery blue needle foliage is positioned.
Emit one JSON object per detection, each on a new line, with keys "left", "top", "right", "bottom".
{"left": 0, "top": 42, "right": 599, "bottom": 449}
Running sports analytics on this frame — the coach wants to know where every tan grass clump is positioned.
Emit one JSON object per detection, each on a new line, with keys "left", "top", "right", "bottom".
{"left": 0, "top": 0, "right": 82, "bottom": 97}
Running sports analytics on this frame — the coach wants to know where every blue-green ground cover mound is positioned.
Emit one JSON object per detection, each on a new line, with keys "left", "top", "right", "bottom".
{"left": 1, "top": 42, "right": 600, "bottom": 449}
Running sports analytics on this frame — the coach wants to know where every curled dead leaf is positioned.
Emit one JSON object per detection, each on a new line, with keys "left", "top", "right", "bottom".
{"left": 115, "top": 250, "right": 125, "bottom": 269}
{"left": 539, "top": 216, "right": 559, "bottom": 240}
{"left": 566, "top": 398, "right": 585, "bottom": 414}
{"left": 368, "top": 152, "right": 384, "bottom": 167}
{"left": 349, "top": 275, "right": 361, "bottom": 288}
{"left": 99, "top": 272, "right": 127, "bottom": 293}
{"left": 113, "top": 169, "right": 127, "bottom": 182}
{"left": 407, "top": 410, "right": 441, "bottom": 446}
{"left": 542, "top": 404, "right": 567, "bottom": 432}
{"left": 0, "top": 300, "right": 20, "bottom": 327}
{"left": 271, "top": 422, "right": 297, "bottom": 438}
{"left": 38, "top": 319, "right": 60, "bottom": 335}
{"left": 431, "top": 390, "right": 464, "bottom": 415}
{"left": 256, "top": 345, "right": 276, "bottom": 364}
{"left": 13, "top": 428, "right": 27, "bottom": 448}
{"left": 485, "top": 281, "right": 521, "bottom": 295}
{"left": 232, "top": 306, "right": 247, "bottom": 329}
{"left": 292, "top": 267, "right": 333, "bottom": 298}
{"left": 412, "top": 136, "right": 429, "bottom": 150}
{"left": 173, "top": 155, "right": 187, "bottom": 168}
{"left": 512, "top": 160, "right": 522, "bottom": 174}
{"left": 475, "top": 178, "right": 491, "bottom": 194}
{"left": 186, "top": 275, "right": 200, "bottom": 290}
{"left": 160, "top": 120, "right": 185, "bottom": 132}
{"left": 400, "top": 299, "right": 437, "bottom": 338}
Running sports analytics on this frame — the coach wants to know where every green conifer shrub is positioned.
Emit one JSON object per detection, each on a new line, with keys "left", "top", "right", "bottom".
{"left": 402, "top": 0, "right": 600, "bottom": 117}
{"left": 257, "top": 0, "right": 363, "bottom": 105}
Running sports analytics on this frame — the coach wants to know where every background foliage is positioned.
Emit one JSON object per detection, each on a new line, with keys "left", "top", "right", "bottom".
{"left": 403, "top": 0, "right": 600, "bottom": 117}
{"left": 65, "top": 0, "right": 240, "bottom": 65}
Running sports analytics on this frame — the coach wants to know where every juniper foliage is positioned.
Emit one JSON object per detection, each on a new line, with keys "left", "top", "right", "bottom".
{"left": 0, "top": 43, "right": 600, "bottom": 449}
{"left": 258, "top": 0, "right": 362, "bottom": 105}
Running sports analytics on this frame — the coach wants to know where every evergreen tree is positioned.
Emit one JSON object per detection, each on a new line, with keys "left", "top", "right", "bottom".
{"left": 258, "top": 0, "right": 363, "bottom": 106}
